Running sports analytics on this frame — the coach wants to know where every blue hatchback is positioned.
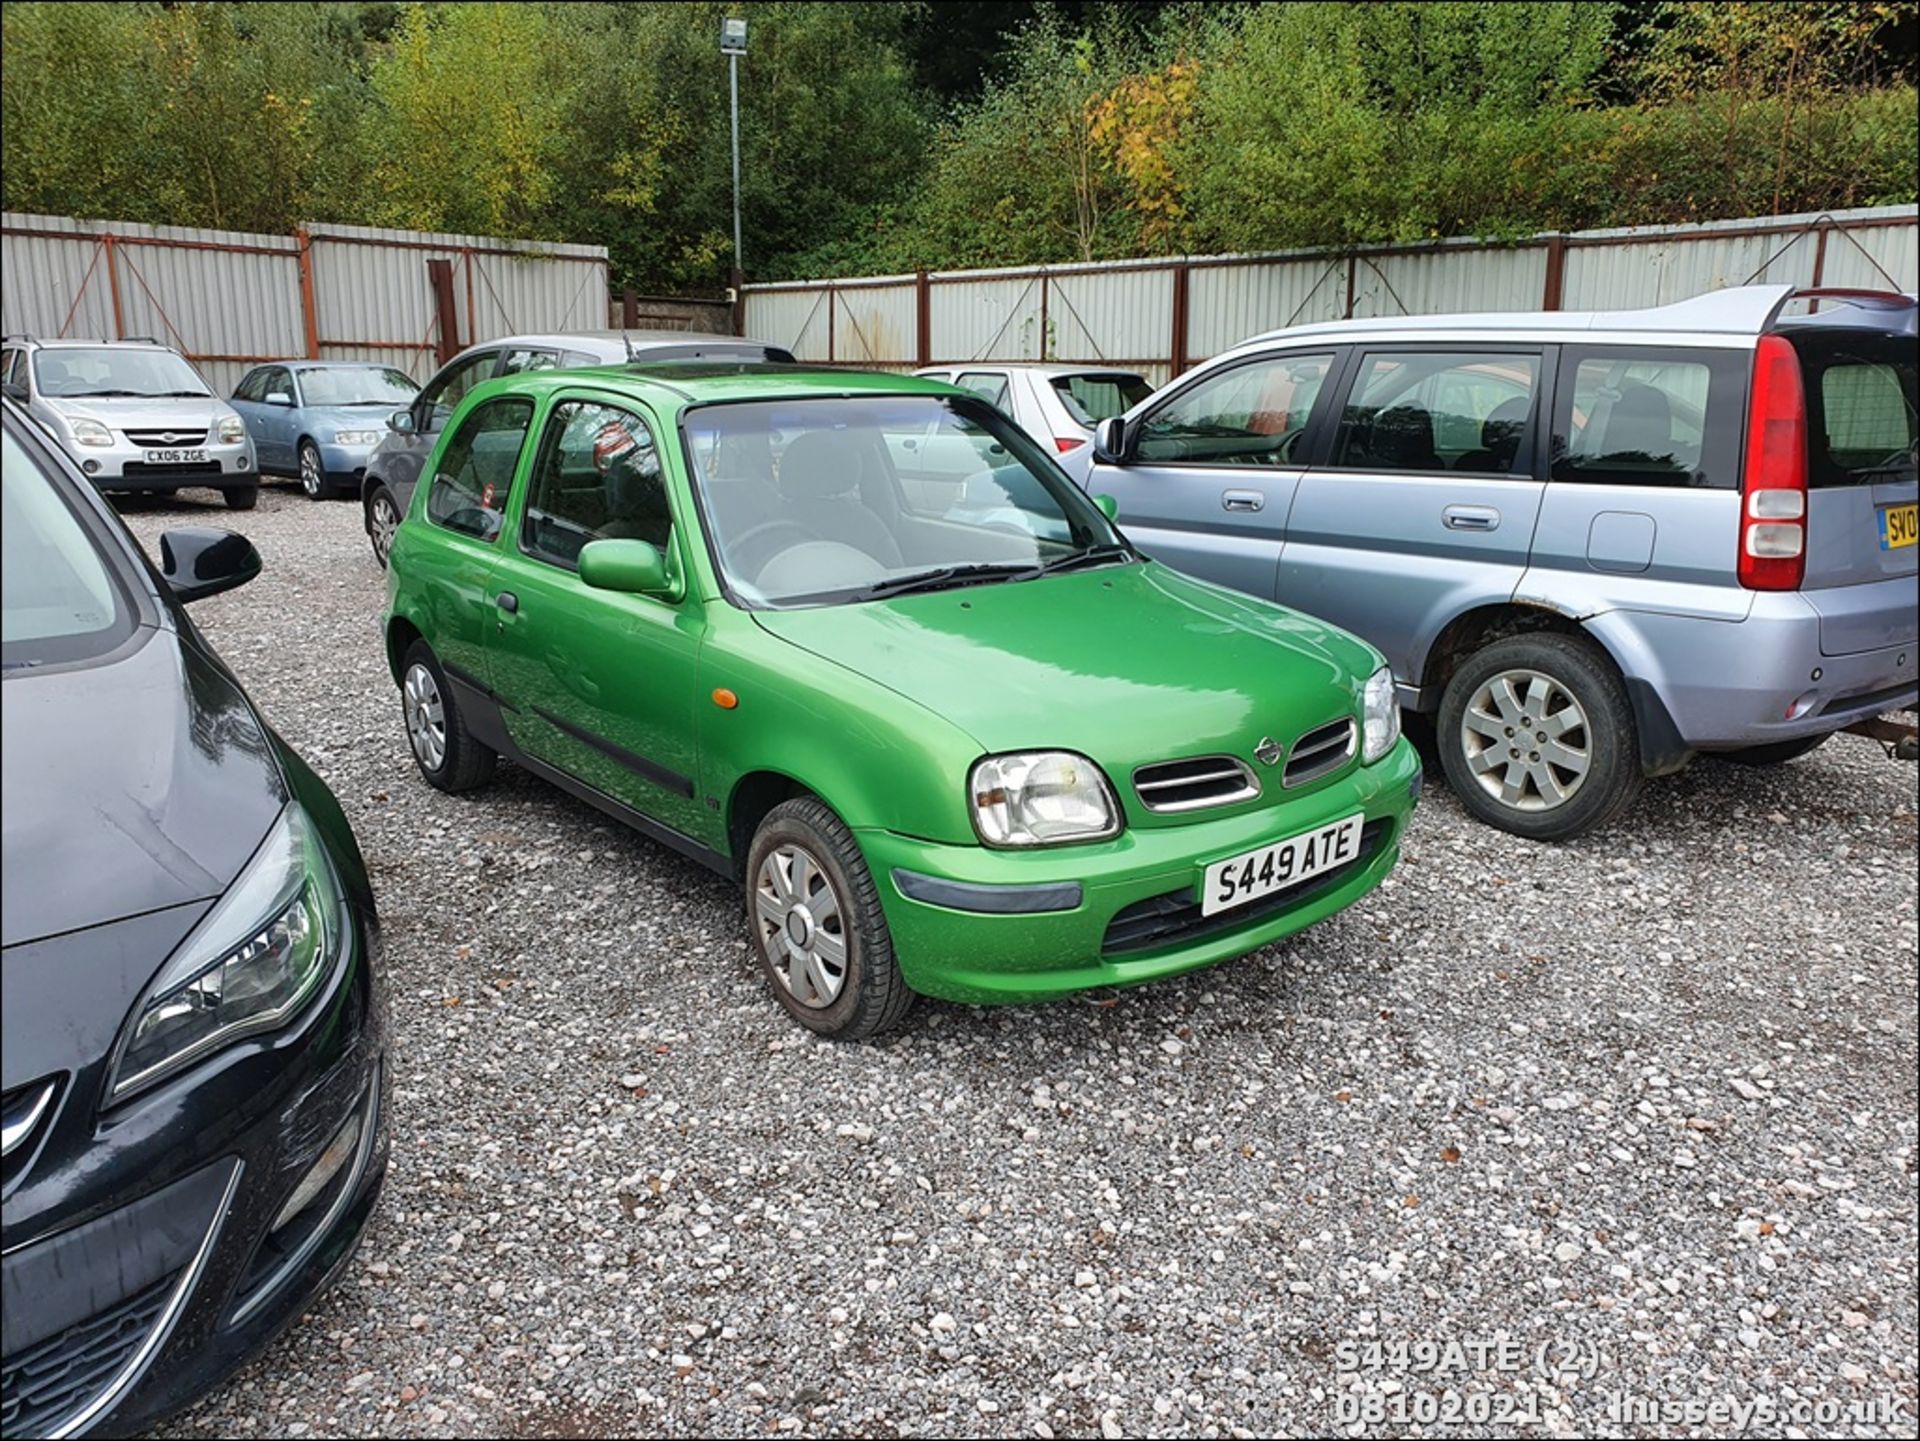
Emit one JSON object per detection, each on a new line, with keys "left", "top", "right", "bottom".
{"left": 230, "top": 362, "right": 419, "bottom": 499}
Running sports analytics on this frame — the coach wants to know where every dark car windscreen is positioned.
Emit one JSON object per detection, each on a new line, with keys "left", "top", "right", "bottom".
{"left": 1789, "top": 330, "right": 1918, "bottom": 489}
{"left": 2, "top": 428, "right": 139, "bottom": 669}
{"left": 1050, "top": 372, "right": 1155, "bottom": 426}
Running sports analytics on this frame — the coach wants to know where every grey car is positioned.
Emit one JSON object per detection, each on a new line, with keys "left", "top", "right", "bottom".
{"left": 359, "top": 330, "right": 795, "bottom": 566}
{"left": 1069, "top": 284, "right": 1918, "bottom": 839}
{"left": 231, "top": 361, "right": 419, "bottom": 500}
{"left": 1, "top": 336, "right": 259, "bottom": 508}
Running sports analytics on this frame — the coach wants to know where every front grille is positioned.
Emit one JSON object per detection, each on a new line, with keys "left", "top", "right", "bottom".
{"left": 1101, "top": 817, "right": 1391, "bottom": 957}
{"left": 124, "top": 429, "right": 208, "bottom": 447}
{"left": 0, "top": 1271, "right": 175, "bottom": 1437}
{"left": 2, "top": 1076, "right": 60, "bottom": 1193}
{"left": 1133, "top": 755, "right": 1260, "bottom": 813}
{"left": 1283, "top": 717, "right": 1356, "bottom": 788}
{"left": 120, "top": 461, "right": 224, "bottom": 480}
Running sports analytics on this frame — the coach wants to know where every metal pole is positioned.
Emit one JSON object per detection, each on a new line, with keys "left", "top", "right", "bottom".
{"left": 729, "top": 53, "right": 743, "bottom": 279}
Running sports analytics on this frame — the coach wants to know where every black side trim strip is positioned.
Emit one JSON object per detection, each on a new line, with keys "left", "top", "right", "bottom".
{"left": 533, "top": 706, "right": 696, "bottom": 798}
{"left": 440, "top": 660, "right": 511, "bottom": 709}
{"left": 891, "top": 869, "right": 1083, "bottom": 915}
{"left": 514, "top": 751, "right": 730, "bottom": 876}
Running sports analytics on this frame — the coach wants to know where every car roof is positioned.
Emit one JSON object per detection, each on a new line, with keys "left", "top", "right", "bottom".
{"left": 13, "top": 337, "right": 178, "bottom": 352}
{"left": 470, "top": 361, "right": 962, "bottom": 409}
{"left": 452, "top": 330, "right": 784, "bottom": 360}
{"left": 916, "top": 362, "right": 1147, "bottom": 379}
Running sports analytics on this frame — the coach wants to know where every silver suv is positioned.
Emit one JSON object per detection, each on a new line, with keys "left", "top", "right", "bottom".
{"left": 360, "top": 330, "right": 794, "bottom": 565}
{"left": 0, "top": 336, "right": 258, "bottom": 508}
{"left": 1070, "top": 285, "right": 1918, "bottom": 839}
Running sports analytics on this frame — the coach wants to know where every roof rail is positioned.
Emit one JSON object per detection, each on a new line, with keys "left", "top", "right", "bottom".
{"left": 120, "top": 335, "right": 162, "bottom": 344}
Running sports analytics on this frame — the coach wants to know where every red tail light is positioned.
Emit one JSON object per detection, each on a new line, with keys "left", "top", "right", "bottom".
{"left": 1738, "top": 334, "right": 1807, "bottom": 591}
{"left": 1054, "top": 436, "right": 1083, "bottom": 453}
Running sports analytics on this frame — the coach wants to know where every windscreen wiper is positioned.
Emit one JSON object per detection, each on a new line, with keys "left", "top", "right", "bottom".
{"left": 68, "top": 389, "right": 144, "bottom": 398}
{"left": 1039, "top": 544, "right": 1136, "bottom": 575}
{"left": 855, "top": 562, "right": 1039, "bottom": 600}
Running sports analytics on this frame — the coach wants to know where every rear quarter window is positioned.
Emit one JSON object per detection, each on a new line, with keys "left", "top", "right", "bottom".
{"left": 1550, "top": 346, "right": 1747, "bottom": 489}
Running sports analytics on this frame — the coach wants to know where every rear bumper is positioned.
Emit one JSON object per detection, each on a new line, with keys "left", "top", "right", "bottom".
{"left": 1602, "top": 592, "right": 1919, "bottom": 749}
{"left": 853, "top": 738, "right": 1421, "bottom": 1005}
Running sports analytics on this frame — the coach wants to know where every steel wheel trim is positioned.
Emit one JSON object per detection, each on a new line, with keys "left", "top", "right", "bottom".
{"left": 1460, "top": 668, "right": 1592, "bottom": 812}
{"left": 403, "top": 663, "right": 447, "bottom": 772}
{"left": 370, "top": 495, "right": 398, "bottom": 560}
{"left": 755, "top": 844, "right": 849, "bottom": 1008}
{"left": 300, "top": 446, "right": 323, "bottom": 497}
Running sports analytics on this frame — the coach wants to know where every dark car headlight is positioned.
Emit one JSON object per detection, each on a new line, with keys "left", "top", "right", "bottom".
{"left": 108, "top": 804, "right": 344, "bottom": 1101}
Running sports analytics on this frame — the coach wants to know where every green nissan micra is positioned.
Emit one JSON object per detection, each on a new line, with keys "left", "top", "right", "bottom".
{"left": 383, "top": 363, "right": 1421, "bottom": 1037}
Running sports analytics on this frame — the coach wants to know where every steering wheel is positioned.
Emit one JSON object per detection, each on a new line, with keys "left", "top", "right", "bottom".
{"left": 725, "top": 519, "right": 819, "bottom": 577}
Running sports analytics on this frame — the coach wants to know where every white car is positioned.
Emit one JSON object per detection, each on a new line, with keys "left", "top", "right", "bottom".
{"left": 913, "top": 364, "right": 1153, "bottom": 454}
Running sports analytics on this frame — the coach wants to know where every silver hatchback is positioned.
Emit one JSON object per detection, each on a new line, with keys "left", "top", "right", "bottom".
{"left": 1070, "top": 285, "right": 1918, "bottom": 839}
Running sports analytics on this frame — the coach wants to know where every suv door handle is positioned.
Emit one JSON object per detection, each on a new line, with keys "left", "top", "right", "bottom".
{"left": 1443, "top": 505, "right": 1500, "bottom": 532}
{"left": 496, "top": 591, "right": 519, "bottom": 613}
{"left": 1222, "top": 490, "right": 1264, "bottom": 513}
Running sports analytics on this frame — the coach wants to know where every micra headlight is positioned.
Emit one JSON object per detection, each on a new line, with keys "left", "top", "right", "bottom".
{"left": 108, "top": 804, "right": 343, "bottom": 1101}
{"left": 1361, "top": 664, "right": 1401, "bottom": 763}
{"left": 217, "top": 415, "right": 247, "bottom": 444}
{"left": 969, "top": 750, "right": 1122, "bottom": 846}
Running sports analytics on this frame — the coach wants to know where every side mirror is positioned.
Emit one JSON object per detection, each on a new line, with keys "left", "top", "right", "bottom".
{"left": 160, "top": 527, "right": 261, "bottom": 603}
{"left": 579, "top": 538, "right": 672, "bottom": 597}
{"left": 264, "top": 391, "right": 293, "bottom": 407}
{"left": 1, "top": 380, "right": 25, "bottom": 404}
{"left": 1091, "top": 416, "right": 1127, "bottom": 464}
{"left": 388, "top": 410, "right": 415, "bottom": 434}
{"left": 1093, "top": 493, "right": 1119, "bottom": 522}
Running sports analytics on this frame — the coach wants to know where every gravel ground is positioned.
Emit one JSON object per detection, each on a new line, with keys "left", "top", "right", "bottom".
{"left": 120, "top": 485, "right": 1918, "bottom": 1439}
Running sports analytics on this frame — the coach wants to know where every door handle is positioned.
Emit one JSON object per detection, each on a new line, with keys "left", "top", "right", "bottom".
{"left": 1222, "top": 490, "right": 1265, "bottom": 513}
{"left": 1442, "top": 505, "right": 1500, "bottom": 532}
{"left": 496, "top": 591, "right": 519, "bottom": 613}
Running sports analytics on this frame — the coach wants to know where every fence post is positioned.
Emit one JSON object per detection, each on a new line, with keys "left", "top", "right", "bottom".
{"left": 1039, "top": 273, "right": 1050, "bottom": 361}
{"left": 1343, "top": 254, "right": 1356, "bottom": 319}
{"left": 103, "top": 233, "right": 125, "bottom": 339}
{"left": 427, "top": 259, "right": 461, "bottom": 365}
{"left": 915, "top": 270, "right": 931, "bottom": 367}
{"left": 1542, "top": 233, "right": 1567, "bottom": 311}
{"left": 827, "top": 285, "right": 836, "bottom": 363}
{"left": 295, "top": 227, "right": 321, "bottom": 358}
{"left": 622, "top": 287, "right": 639, "bottom": 328}
{"left": 1169, "top": 263, "right": 1190, "bottom": 377}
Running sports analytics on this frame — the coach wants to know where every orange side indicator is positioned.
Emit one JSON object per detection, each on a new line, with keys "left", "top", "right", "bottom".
{"left": 712, "top": 688, "right": 739, "bottom": 710}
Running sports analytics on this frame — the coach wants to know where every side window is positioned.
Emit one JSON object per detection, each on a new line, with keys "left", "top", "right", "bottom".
{"left": 501, "top": 348, "right": 561, "bottom": 376}
{"left": 422, "top": 351, "right": 499, "bottom": 432}
{"left": 426, "top": 397, "right": 535, "bottom": 542}
{"left": 232, "top": 369, "right": 264, "bottom": 402}
{"left": 263, "top": 367, "right": 293, "bottom": 402}
{"left": 1135, "top": 353, "right": 1335, "bottom": 466}
{"left": 562, "top": 350, "right": 601, "bottom": 368}
{"left": 1553, "top": 348, "right": 1742, "bottom": 489}
{"left": 1332, "top": 352, "right": 1540, "bottom": 474}
{"left": 520, "top": 400, "right": 671, "bottom": 569}
{"left": 955, "top": 371, "right": 1010, "bottom": 409}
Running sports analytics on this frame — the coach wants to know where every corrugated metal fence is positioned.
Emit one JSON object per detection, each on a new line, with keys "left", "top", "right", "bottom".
{"left": 1, "top": 213, "right": 609, "bottom": 396}
{"left": 742, "top": 206, "right": 1919, "bottom": 386}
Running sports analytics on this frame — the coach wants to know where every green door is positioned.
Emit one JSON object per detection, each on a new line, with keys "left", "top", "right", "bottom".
{"left": 488, "top": 393, "right": 713, "bottom": 845}
{"left": 401, "top": 393, "right": 539, "bottom": 694}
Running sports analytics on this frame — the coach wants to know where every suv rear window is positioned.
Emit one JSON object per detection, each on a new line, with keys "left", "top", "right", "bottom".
{"left": 1550, "top": 347, "right": 1746, "bottom": 490}
{"left": 1788, "top": 330, "right": 1917, "bottom": 490}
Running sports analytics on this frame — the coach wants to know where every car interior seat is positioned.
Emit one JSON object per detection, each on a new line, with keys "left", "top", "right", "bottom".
{"left": 1455, "top": 396, "right": 1533, "bottom": 472}
{"left": 1367, "top": 404, "right": 1441, "bottom": 471}
{"left": 775, "top": 430, "right": 904, "bottom": 567}
{"left": 1597, "top": 383, "right": 1676, "bottom": 466}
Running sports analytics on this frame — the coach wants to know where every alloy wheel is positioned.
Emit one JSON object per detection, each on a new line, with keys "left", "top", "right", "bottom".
{"left": 754, "top": 843, "right": 849, "bottom": 1008}
{"left": 300, "top": 445, "right": 323, "bottom": 497}
{"left": 370, "top": 493, "right": 398, "bottom": 562}
{"left": 1459, "top": 668, "right": 1591, "bottom": 812}
{"left": 403, "top": 662, "right": 447, "bottom": 773}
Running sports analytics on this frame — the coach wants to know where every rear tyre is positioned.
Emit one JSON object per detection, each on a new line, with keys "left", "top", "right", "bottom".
{"left": 367, "top": 485, "right": 400, "bottom": 568}
{"left": 746, "top": 798, "right": 912, "bottom": 1040}
{"left": 1714, "top": 733, "right": 1831, "bottom": 767}
{"left": 1436, "top": 632, "right": 1641, "bottom": 841}
{"left": 298, "top": 440, "right": 328, "bottom": 499}
{"left": 224, "top": 484, "right": 259, "bottom": 511}
{"left": 400, "top": 640, "right": 496, "bottom": 793}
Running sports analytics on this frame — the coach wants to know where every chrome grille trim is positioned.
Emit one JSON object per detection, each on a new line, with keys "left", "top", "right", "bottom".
{"left": 1282, "top": 717, "right": 1357, "bottom": 788}
{"left": 1132, "top": 755, "right": 1261, "bottom": 813}
{"left": 123, "top": 429, "right": 208, "bottom": 447}
{"left": 1, "top": 1079, "right": 57, "bottom": 1158}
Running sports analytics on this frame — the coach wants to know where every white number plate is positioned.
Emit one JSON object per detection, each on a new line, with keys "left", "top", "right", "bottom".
{"left": 144, "top": 448, "right": 208, "bottom": 464}
{"left": 1201, "top": 814, "right": 1365, "bottom": 917}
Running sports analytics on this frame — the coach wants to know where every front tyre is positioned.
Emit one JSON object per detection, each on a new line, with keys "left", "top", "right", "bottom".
{"left": 367, "top": 484, "right": 401, "bottom": 568}
{"left": 400, "top": 640, "right": 496, "bottom": 793}
{"left": 1436, "top": 633, "right": 1641, "bottom": 841}
{"left": 746, "top": 798, "right": 912, "bottom": 1039}
{"left": 224, "top": 483, "right": 259, "bottom": 511}
{"left": 298, "top": 439, "right": 328, "bottom": 499}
